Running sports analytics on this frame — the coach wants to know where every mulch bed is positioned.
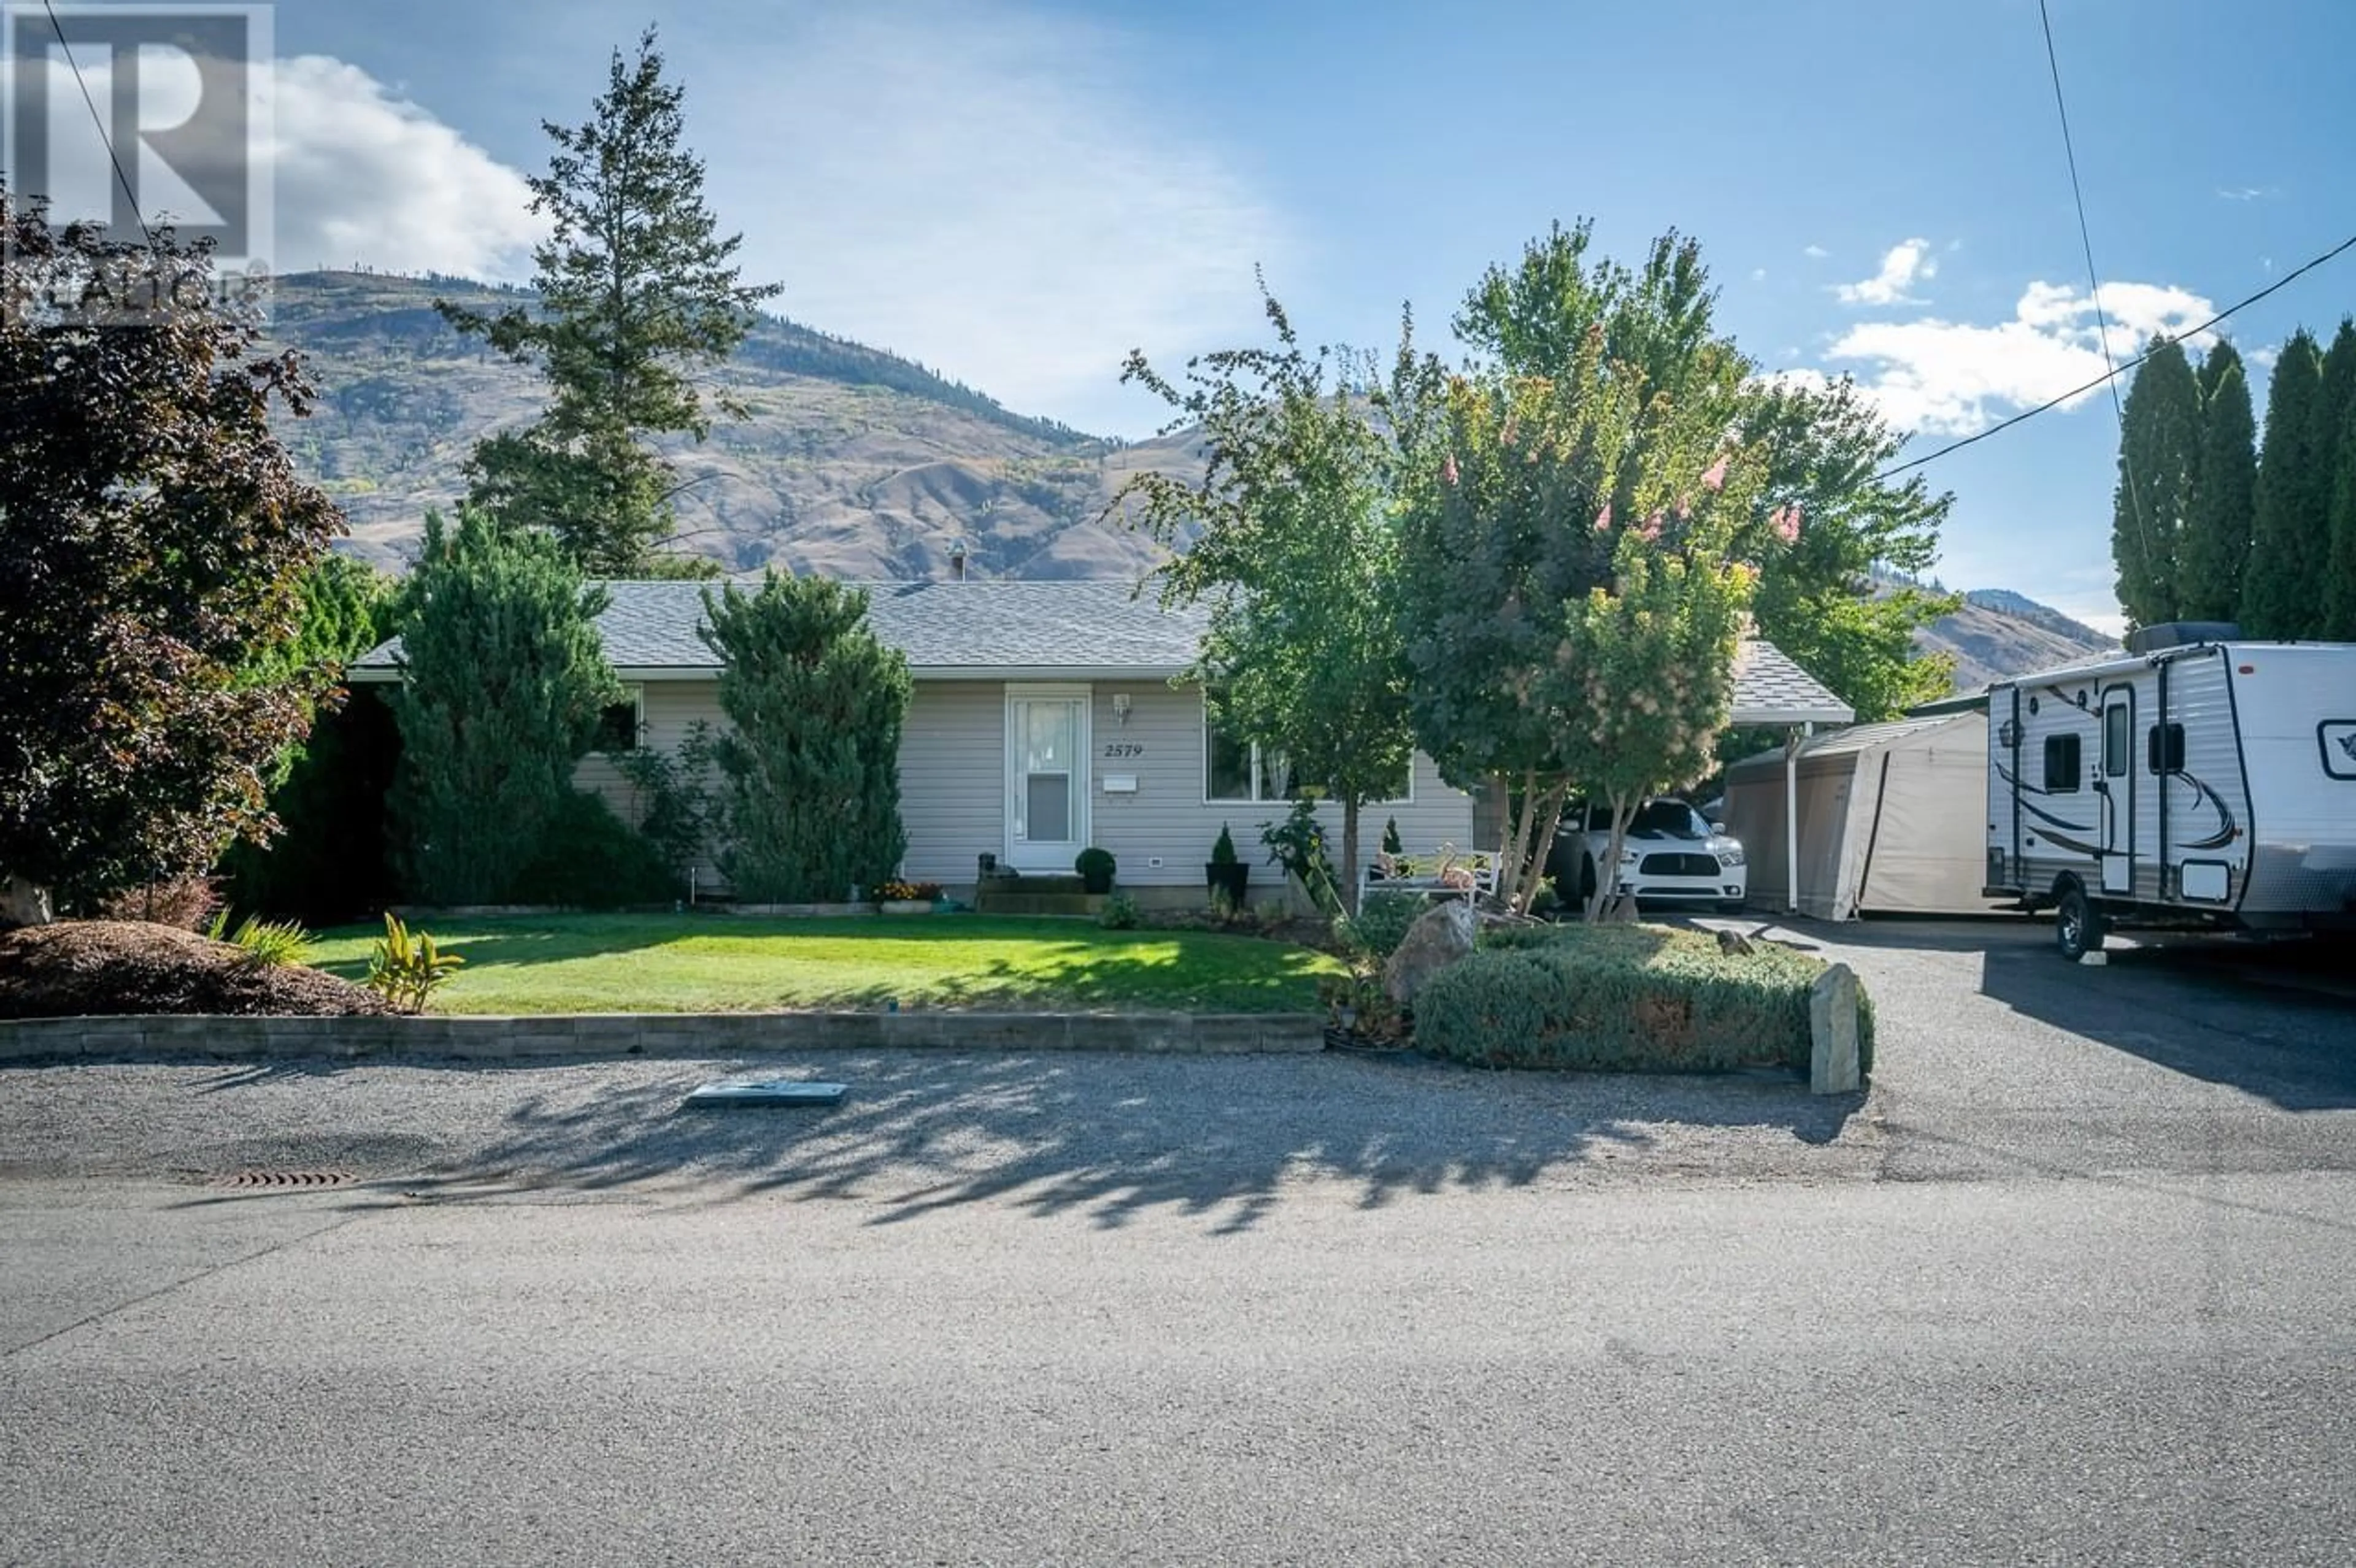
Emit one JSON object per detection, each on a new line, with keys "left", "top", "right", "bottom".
{"left": 0, "top": 921, "right": 390, "bottom": 1020}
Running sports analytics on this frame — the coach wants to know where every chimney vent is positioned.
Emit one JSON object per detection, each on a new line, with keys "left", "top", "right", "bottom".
{"left": 948, "top": 538, "right": 968, "bottom": 582}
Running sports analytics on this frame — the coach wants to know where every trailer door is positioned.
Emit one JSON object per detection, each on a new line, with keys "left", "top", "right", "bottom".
{"left": 2098, "top": 685, "right": 2135, "bottom": 894}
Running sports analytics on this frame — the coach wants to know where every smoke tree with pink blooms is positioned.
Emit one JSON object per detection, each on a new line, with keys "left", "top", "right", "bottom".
{"left": 1395, "top": 223, "right": 1764, "bottom": 914}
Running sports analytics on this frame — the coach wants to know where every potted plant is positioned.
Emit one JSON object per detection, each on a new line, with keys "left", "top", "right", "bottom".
{"left": 874, "top": 879, "right": 942, "bottom": 915}
{"left": 1205, "top": 823, "right": 1250, "bottom": 907}
{"left": 1074, "top": 846, "right": 1117, "bottom": 895}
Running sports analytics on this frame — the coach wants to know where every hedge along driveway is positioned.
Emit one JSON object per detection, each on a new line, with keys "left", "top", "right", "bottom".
{"left": 1414, "top": 923, "right": 1874, "bottom": 1077}
{"left": 309, "top": 913, "right": 1344, "bottom": 1016}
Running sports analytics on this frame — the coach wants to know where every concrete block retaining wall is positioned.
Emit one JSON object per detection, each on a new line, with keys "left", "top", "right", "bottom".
{"left": 0, "top": 1010, "right": 1326, "bottom": 1064}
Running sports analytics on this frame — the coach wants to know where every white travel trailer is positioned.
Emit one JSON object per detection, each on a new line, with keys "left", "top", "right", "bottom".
{"left": 1984, "top": 623, "right": 2356, "bottom": 958}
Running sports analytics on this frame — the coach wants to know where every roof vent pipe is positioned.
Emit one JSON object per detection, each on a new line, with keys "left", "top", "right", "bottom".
{"left": 949, "top": 538, "right": 968, "bottom": 582}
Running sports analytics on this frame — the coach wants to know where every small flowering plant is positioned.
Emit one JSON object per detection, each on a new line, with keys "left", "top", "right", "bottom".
{"left": 874, "top": 880, "right": 944, "bottom": 902}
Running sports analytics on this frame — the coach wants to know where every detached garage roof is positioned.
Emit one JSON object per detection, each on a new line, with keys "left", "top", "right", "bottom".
{"left": 1731, "top": 639, "right": 1855, "bottom": 727}
{"left": 352, "top": 578, "right": 1211, "bottom": 682}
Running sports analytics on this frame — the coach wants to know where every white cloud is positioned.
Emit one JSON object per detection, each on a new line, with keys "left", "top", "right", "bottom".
{"left": 682, "top": 2, "right": 1291, "bottom": 434}
{"left": 264, "top": 56, "right": 545, "bottom": 279}
{"left": 1803, "top": 244, "right": 1830, "bottom": 259}
{"left": 2247, "top": 343, "right": 2281, "bottom": 372}
{"left": 1812, "top": 278, "right": 2218, "bottom": 437}
{"left": 1833, "top": 237, "right": 1936, "bottom": 306}
{"left": 2216, "top": 186, "right": 2277, "bottom": 201}
{"left": 1750, "top": 267, "right": 1767, "bottom": 282}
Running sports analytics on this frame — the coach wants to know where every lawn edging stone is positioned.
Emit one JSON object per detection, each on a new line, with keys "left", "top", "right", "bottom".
{"left": 0, "top": 1010, "right": 1325, "bottom": 1063}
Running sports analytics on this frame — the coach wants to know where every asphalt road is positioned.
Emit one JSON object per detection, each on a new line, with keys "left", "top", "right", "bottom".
{"left": 4, "top": 918, "right": 2354, "bottom": 1565}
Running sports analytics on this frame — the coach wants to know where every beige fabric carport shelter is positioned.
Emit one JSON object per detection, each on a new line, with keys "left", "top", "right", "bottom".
{"left": 1722, "top": 710, "right": 1996, "bottom": 920}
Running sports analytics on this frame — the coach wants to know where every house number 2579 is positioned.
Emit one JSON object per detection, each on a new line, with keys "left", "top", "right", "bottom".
{"left": 1102, "top": 742, "right": 1144, "bottom": 758}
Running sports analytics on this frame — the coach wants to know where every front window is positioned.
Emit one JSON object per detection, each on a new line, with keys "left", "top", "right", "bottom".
{"left": 1202, "top": 699, "right": 1409, "bottom": 804}
{"left": 1206, "top": 717, "right": 1293, "bottom": 802}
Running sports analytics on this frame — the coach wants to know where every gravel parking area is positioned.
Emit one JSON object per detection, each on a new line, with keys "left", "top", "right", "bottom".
{"left": 0, "top": 1043, "right": 1876, "bottom": 1226}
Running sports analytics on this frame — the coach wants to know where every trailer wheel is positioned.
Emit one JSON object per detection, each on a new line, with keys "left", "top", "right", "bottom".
{"left": 2054, "top": 880, "right": 2105, "bottom": 962}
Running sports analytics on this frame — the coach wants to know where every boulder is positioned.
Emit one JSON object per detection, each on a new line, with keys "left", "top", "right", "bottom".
{"left": 1808, "top": 962, "right": 1861, "bottom": 1094}
{"left": 1383, "top": 897, "right": 1479, "bottom": 1007}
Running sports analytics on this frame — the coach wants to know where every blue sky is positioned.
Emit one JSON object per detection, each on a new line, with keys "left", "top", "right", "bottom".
{"left": 53, "top": 1, "right": 2356, "bottom": 626}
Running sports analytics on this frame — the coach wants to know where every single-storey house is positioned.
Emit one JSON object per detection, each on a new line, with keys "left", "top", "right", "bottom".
{"left": 351, "top": 579, "right": 1480, "bottom": 901}
{"left": 350, "top": 578, "right": 1858, "bottom": 908}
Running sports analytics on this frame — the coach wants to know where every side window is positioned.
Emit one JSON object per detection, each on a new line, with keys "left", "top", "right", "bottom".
{"left": 595, "top": 695, "right": 642, "bottom": 752}
{"left": 2043, "top": 734, "right": 2082, "bottom": 794}
{"left": 2147, "top": 722, "right": 2185, "bottom": 775}
{"left": 2103, "top": 702, "right": 2131, "bottom": 778}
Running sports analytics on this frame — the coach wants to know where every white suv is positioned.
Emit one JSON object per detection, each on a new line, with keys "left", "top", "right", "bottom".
{"left": 1546, "top": 798, "right": 1748, "bottom": 914}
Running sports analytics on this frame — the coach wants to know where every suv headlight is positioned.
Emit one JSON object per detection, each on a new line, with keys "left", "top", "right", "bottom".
{"left": 1717, "top": 845, "right": 1746, "bottom": 867}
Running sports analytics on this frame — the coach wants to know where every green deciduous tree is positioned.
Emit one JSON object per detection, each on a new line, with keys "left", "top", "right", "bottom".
{"left": 388, "top": 509, "right": 620, "bottom": 905}
{"left": 0, "top": 190, "right": 343, "bottom": 925}
{"left": 1738, "top": 377, "right": 1958, "bottom": 719}
{"left": 2241, "top": 329, "right": 2327, "bottom": 638}
{"left": 439, "top": 27, "right": 779, "bottom": 574}
{"left": 701, "top": 573, "right": 910, "bottom": 903}
{"left": 1112, "top": 283, "right": 1420, "bottom": 912}
{"left": 2179, "top": 341, "right": 2258, "bottom": 625}
{"left": 2111, "top": 336, "right": 2203, "bottom": 629}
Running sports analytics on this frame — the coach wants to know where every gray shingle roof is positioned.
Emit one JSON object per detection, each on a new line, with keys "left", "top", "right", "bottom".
{"left": 353, "top": 578, "right": 1211, "bottom": 677}
{"left": 1732, "top": 639, "right": 1856, "bottom": 726}
{"left": 353, "top": 580, "right": 1853, "bottom": 727}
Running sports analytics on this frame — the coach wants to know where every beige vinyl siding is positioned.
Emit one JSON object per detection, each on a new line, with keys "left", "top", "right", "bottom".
{"left": 566, "top": 675, "right": 1476, "bottom": 895}
{"left": 898, "top": 682, "right": 1007, "bottom": 885}
{"left": 1087, "top": 682, "right": 1476, "bottom": 887}
{"left": 573, "top": 680, "right": 731, "bottom": 890}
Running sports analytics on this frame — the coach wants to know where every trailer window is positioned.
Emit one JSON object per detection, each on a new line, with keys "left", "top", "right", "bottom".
{"left": 2042, "top": 734, "right": 2082, "bottom": 793}
{"left": 2147, "top": 722, "right": 2185, "bottom": 775}
{"left": 2104, "top": 702, "right": 2131, "bottom": 778}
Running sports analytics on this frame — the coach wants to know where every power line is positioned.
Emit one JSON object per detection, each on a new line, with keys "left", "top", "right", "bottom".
{"left": 2036, "top": 0, "right": 2155, "bottom": 570}
{"left": 1875, "top": 229, "right": 2356, "bottom": 481}
{"left": 39, "top": 0, "right": 155, "bottom": 248}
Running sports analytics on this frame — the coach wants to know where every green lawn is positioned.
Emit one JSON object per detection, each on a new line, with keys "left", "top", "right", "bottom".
{"left": 310, "top": 913, "right": 1343, "bottom": 1015}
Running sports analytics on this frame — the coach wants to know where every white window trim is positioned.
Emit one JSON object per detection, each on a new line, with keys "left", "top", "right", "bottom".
{"left": 1199, "top": 696, "right": 1414, "bottom": 806}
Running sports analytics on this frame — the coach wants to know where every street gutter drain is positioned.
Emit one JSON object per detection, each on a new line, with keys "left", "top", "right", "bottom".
{"left": 214, "top": 1169, "right": 357, "bottom": 1189}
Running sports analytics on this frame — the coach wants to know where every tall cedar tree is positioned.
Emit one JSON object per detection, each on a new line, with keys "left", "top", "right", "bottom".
{"left": 439, "top": 28, "right": 780, "bottom": 574}
{"left": 1738, "top": 377, "right": 1957, "bottom": 720}
{"left": 701, "top": 574, "right": 910, "bottom": 904}
{"left": 389, "top": 509, "right": 620, "bottom": 905}
{"left": 2241, "top": 330, "right": 2327, "bottom": 637}
{"left": 2316, "top": 319, "right": 2356, "bottom": 637}
{"left": 2111, "top": 337, "right": 2202, "bottom": 630}
{"left": 2179, "top": 342, "right": 2258, "bottom": 624}
{"left": 0, "top": 191, "right": 342, "bottom": 925}
{"left": 1112, "top": 283, "right": 1419, "bottom": 913}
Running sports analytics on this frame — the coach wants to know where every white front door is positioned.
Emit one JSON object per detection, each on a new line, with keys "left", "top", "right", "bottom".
{"left": 1006, "top": 687, "right": 1090, "bottom": 872}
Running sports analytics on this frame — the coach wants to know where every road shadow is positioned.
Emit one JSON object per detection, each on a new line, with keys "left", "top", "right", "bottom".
{"left": 266, "top": 1048, "right": 1866, "bottom": 1233}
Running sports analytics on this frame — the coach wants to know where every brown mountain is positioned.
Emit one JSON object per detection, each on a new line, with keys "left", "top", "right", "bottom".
{"left": 274, "top": 271, "right": 2117, "bottom": 695}
{"left": 268, "top": 270, "right": 1200, "bottom": 581}
{"left": 1917, "top": 589, "right": 2119, "bottom": 691}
